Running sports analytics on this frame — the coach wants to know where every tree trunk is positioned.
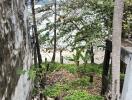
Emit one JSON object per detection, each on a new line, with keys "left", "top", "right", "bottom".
{"left": 76, "top": 61, "right": 79, "bottom": 67}
{"left": 101, "top": 40, "right": 111, "bottom": 95}
{"left": 60, "top": 50, "right": 63, "bottom": 64}
{"left": 31, "top": 0, "right": 42, "bottom": 68}
{"left": 55, "top": 96, "right": 60, "bottom": 100}
{"left": 84, "top": 49, "right": 89, "bottom": 66}
{"left": 32, "top": 26, "right": 37, "bottom": 67}
{"left": 121, "top": 5, "right": 128, "bottom": 39}
{"left": 90, "top": 45, "right": 94, "bottom": 64}
{"left": 112, "top": 0, "right": 124, "bottom": 99}
{"left": 60, "top": 56, "right": 63, "bottom": 64}
{"left": 31, "top": 1, "right": 43, "bottom": 100}
{"left": 51, "top": 0, "right": 57, "bottom": 63}
{"left": 89, "top": 74, "right": 94, "bottom": 83}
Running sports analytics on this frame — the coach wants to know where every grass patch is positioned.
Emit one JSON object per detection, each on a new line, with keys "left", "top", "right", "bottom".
{"left": 78, "top": 64, "right": 102, "bottom": 75}
{"left": 70, "top": 77, "right": 91, "bottom": 88}
{"left": 41, "top": 62, "right": 77, "bottom": 74}
{"left": 43, "top": 83, "right": 71, "bottom": 98}
{"left": 43, "top": 83, "right": 103, "bottom": 100}
{"left": 64, "top": 90, "right": 104, "bottom": 100}
{"left": 40, "top": 63, "right": 103, "bottom": 99}
{"left": 41, "top": 62, "right": 102, "bottom": 75}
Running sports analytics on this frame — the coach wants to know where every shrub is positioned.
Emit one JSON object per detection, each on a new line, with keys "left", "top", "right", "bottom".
{"left": 70, "top": 77, "right": 90, "bottom": 88}
{"left": 62, "top": 64, "right": 77, "bottom": 74}
{"left": 43, "top": 83, "right": 70, "bottom": 97}
{"left": 43, "top": 84, "right": 62, "bottom": 97}
{"left": 78, "top": 64, "right": 102, "bottom": 75}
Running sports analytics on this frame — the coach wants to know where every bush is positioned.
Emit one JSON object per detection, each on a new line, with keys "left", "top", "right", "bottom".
{"left": 62, "top": 64, "right": 77, "bottom": 74}
{"left": 43, "top": 83, "right": 70, "bottom": 97}
{"left": 64, "top": 90, "right": 104, "bottom": 100}
{"left": 70, "top": 77, "right": 90, "bottom": 88}
{"left": 43, "top": 84, "right": 62, "bottom": 97}
{"left": 78, "top": 64, "right": 102, "bottom": 75}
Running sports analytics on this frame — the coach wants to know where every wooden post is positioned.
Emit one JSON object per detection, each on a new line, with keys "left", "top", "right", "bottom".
{"left": 45, "top": 58, "right": 47, "bottom": 63}
{"left": 89, "top": 74, "right": 94, "bottom": 83}
{"left": 90, "top": 45, "right": 94, "bottom": 64}
{"left": 60, "top": 50, "right": 63, "bottom": 64}
{"left": 60, "top": 56, "right": 63, "bottom": 64}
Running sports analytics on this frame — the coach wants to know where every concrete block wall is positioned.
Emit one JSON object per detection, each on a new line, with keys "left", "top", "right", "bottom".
{"left": 0, "top": 0, "right": 32, "bottom": 100}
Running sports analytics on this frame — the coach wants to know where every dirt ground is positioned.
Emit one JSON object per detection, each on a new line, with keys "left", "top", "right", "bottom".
{"left": 46, "top": 69, "right": 102, "bottom": 96}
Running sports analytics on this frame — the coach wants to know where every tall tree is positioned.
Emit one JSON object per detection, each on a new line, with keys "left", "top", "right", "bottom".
{"left": 31, "top": 0, "right": 43, "bottom": 100}
{"left": 31, "top": 0, "right": 37, "bottom": 68}
{"left": 112, "top": 0, "right": 124, "bottom": 100}
{"left": 31, "top": 0, "right": 42, "bottom": 67}
{"left": 51, "top": 0, "right": 57, "bottom": 62}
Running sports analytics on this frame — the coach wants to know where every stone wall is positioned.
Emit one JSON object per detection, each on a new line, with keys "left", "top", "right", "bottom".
{"left": 0, "top": 0, "right": 32, "bottom": 100}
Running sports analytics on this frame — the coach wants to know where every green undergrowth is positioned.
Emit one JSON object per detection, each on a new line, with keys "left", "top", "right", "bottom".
{"left": 43, "top": 76, "right": 91, "bottom": 98}
{"left": 70, "top": 76, "right": 91, "bottom": 88}
{"left": 41, "top": 62, "right": 102, "bottom": 75}
{"left": 43, "top": 83, "right": 70, "bottom": 97}
{"left": 43, "top": 83, "right": 104, "bottom": 100}
{"left": 78, "top": 64, "right": 103, "bottom": 75}
{"left": 30, "top": 62, "right": 103, "bottom": 99}
{"left": 41, "top": 62, "right": 77, "bottom": 74}
{"left": 64, "top": 90, "right": 104, "bottom": 100}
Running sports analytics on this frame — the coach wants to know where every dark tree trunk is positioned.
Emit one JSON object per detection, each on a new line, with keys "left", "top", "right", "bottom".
{"left": 55, "top": 96, "right": 61, "bottom": 100}
{"left": 89, "top": 74, "right": 94, "bottom": 83}
{"left": 76, "top": 61, "right": 79, "bottom": 67}
{"left": 40, "top": 93, "right": 43, "bottom": 100}
{"left": 60, "top": 56, "right": 63, "bottom": 64}
{"left": 90, "top": 45, "right": 94, "bottom": 64}
{"left": 60, "top": 50, "right": 63, "bottom": 64}
{"left": 121, "top": 5, "right": 128, "bottom": 39}
{"left": 84, "top": 49, "right": 89, "bottom": 66}
{"left": 101, "top": 40, "right": 111, "bottom": 95}
{"left": 60, "top": 50, "right": 62, "bottom": 61}
{"left": 31, "top": 0, "right": 42, "bottom": 68}
{"left": 32, "top": 26, "right": 37, "bottom": 67}
{"left": 101, "top": 49, "right": 111, "bottom": 95}
{"left": 51, "top": 0, "right": 57, "bottom": 63}
{"left": 120, "top": 61, "right": 126, "bottom": 74}
{"left": 31, "top": 1, "right": 43, "bottom": 100}
{"left": 43, "top": 72, "right": 47, "bottom": 100}
{"left": 45, "top": 58, "right": 47, "bottom": 63}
